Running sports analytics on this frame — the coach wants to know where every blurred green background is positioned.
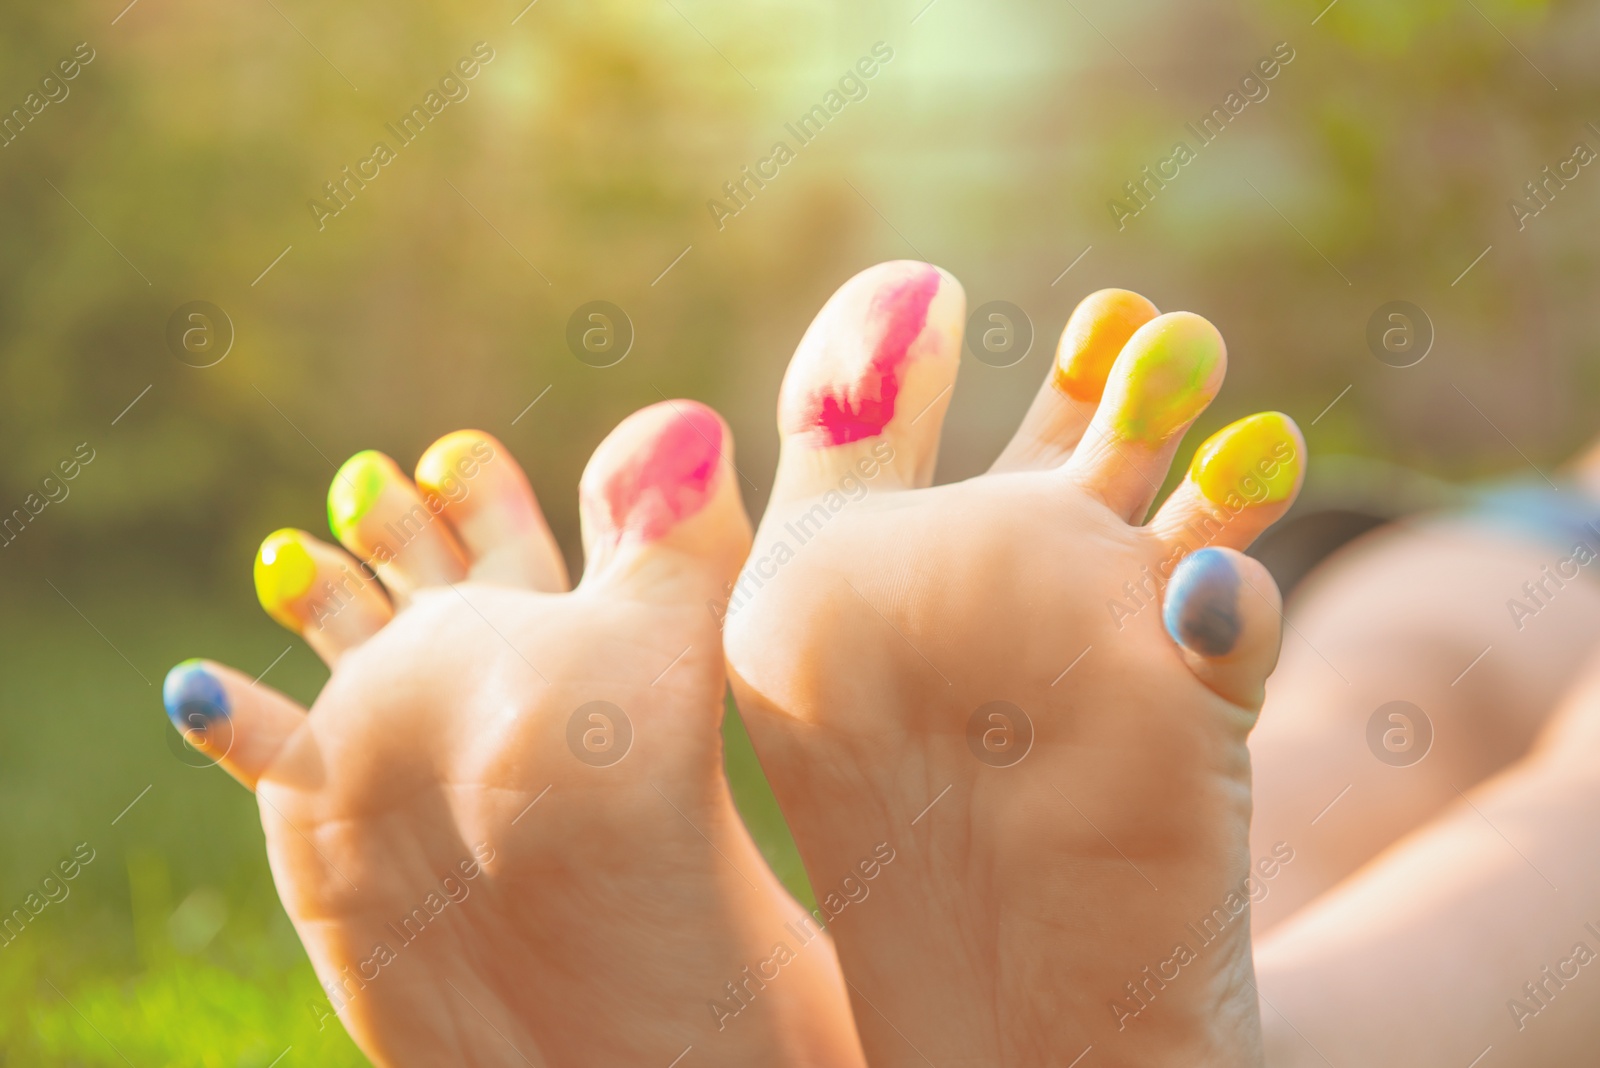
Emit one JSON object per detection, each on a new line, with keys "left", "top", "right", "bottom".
{"left": 1, "top": 0, "right": 1594, "bottom": 1061}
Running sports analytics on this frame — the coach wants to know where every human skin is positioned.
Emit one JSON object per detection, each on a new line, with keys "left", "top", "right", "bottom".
{"left": 723, "top": 262, "right": 1307, "bottom": 1067}
{"left": 162, "top": 406, "right": 866, "bottom": 1068}
{"left": 1248, "top": 513, "right": 1600, "bottom": 935}
{"left": 1234, "top": 446, "right": 1600, "bottom": 1065}
{"left": 1256, "top": 644, "right": 1600, "bottom": 1067}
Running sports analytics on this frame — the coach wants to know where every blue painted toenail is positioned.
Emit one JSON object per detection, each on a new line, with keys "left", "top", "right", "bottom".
{"left": 1163, "top": 548, "right": 1241, "bottom": 657}
{"left": 162, "top": 660, "right": 230, "bottom": 733}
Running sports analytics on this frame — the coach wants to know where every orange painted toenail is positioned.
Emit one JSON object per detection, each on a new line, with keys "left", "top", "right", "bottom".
{"left": 1053, "top": 289, "right": 1159, "bottom": 402}
{"left": 416, "top": 430, "right": 498, "bottom": 509}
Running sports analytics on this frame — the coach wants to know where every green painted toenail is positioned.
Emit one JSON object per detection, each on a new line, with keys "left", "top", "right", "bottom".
{"left": 1109, "top": 315, "right": 1224, "bottom": 445}
{"left": 328, "top": 450, "right": 390, "bottom": 539}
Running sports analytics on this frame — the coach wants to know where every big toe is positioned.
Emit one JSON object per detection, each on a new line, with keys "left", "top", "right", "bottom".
{"left": 770, "top": 260, "right": 965, "bottom": 509}
{"left": 577, "top": 399, "right": 752, "bottom": 604}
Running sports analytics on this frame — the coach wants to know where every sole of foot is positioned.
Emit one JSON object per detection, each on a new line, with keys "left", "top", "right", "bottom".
{"left": 725, "top": 262, "right": 1306, "bottom": 1067}
{"left": 165, "top": 404, "right": 864, "bottom": 1067}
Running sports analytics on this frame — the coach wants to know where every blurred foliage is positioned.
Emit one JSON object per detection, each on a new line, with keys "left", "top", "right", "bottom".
{"left": 2, "top": 0, "right": 1596, "bottom": 1061}
{"left": 3, "top": 0, "right": 1598, "bottom": 567}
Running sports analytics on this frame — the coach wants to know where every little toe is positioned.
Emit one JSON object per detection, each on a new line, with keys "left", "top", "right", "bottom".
{"left": 1148, "top": 411, "right": 1306, "bottom": 556}
{"left": 991, "top": 288, "right": 1160, "bottom": 473}
{"left": 415, "top": 430, "right": 569, "bottom": 592}
{"left": 162, "top": 659, "right": 307, "bottom": 790}
{"left": 578, "top": 399, "right": 752, "bottom": 602}
{"left": 255, "top": 528, "right": 393, "bottom": 665}
{"left": 771, "top": 260, "right": 964, "bottom": 507}
{"left": 1063, "top": 311, "right": 1227, "bottom": 521}
{"left": 1163, "top": 546, "right": 1283, "bottom": 711}
{"left": 327, "top": 449, "right": 469, "bottom": 601}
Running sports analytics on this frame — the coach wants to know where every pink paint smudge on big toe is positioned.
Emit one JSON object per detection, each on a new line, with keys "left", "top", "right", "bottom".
{"left": 597, "top": 404, "right": 723, "bottom": 541}
{"left": 801, "top": 265, "right": 942, "bottom": 446}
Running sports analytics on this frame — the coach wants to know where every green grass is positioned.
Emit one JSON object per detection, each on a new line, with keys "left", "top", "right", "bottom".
{"left": 0, "top": 562, "right": 809, "bottom": 1065}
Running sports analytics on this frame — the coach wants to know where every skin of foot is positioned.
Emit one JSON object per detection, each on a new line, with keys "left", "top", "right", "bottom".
{"left": 722, "top": 261, "right": 1307, "bottom": 1067}
{"left": 1257, "top": 642, "right": 1600, "bottom": 1068}
{"left": 1249, "top": 511, "right": 1600, "bottom": 934}
{"left": 161, "top": 405, "right": 865, "bottom": 1068}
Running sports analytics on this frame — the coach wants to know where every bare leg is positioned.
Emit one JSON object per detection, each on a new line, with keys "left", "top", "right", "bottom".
{"left": 1249, "top": 512, "right": 1600, "bottom": 933}
{"left": 1256, "top": 646, "right": 1600, "bottom": 1066}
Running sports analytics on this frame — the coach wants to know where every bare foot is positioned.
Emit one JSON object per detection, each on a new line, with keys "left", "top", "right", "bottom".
{"left": 162, "top": 406, "right": 864, "bottom": 1067}
{"left": 725, "top": 262, "right": 1306, "bottom": 1067}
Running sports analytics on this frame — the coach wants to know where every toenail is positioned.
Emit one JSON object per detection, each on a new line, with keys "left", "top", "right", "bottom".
{"left": 1189, "top": 412, "right": 1302, "bottom": 507}
{"left": 1108, "top": 313, "right": 1224, "bottom": 445}
{"left": 416, "top": 431, "right": 497, "bottom": 504}
{"left": 1163, "top": 547, "right": 1242, "bottom": 656}
{"left": 328, "top": 451, "right": 391, "bottom": 540}
{"left": 790, "top": 264, "right": 943, "bottom": 446}
{"left": 592, "top": 404, "right": 723, "bottom": 541}
{"left": 1053, "top": 289, "right": 1159, "bottom": 402}
{"left": 162, "top": 659, "right": 230, "bottom": 732}
{"left": 255, "top": 529, "right": 319, "bottom": 627}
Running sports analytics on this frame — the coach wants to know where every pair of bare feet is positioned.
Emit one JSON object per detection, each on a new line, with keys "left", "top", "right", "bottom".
{"left": 164, "top": 261, "right": 1311, "bottom": 1066}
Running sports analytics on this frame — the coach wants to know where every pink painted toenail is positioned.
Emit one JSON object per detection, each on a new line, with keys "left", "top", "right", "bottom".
{"left": 801, "top": 265, "right": 942, "bottom": 446}
{"left": 597, "top": 405, "right": 723, "bottom": 541}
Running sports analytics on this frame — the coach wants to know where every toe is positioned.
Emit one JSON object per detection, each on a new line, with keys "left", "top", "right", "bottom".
{"left": 1062, "top": 311, "right": 1227, "bottom": 521}
{"left": 991, "top": 288, "right": 1160, "bottom": 473}
{"left": 255, "top": 528, "right": 393, "bottom": 665}
{"left": 1148, "top": 411, "right": 1306, "bottom": 554}
{"left": 163, "top": 659, "right": 307, "bottom": 790}
{"left": 578, "top": 399, "right": 752, "bottom": 601}
{"left": 771, "top": 261, "right": 964, "bottom": 507}
{"left": 1162, "top": 547, "right": 1283, "bottom": 711}
{"left": 327, "top": 450, "right": 469, "bottom": 600}
{"left": 415, "top": 430, "right": 569, "bottom": 592}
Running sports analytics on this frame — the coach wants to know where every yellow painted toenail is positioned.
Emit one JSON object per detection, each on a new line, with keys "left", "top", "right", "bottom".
{"left": 1053, "top": 289, "right": 1159, "bottom": 402}
{"left": 327, "top": 451, "right": 391, "bottom": 541}
{"left": 1107, "top": 314, "right": 1224, "bottom": 445}
{"left": 1189, "top": 411, "right": 1303, "bottom": 507}
{"left": 254, "top": 529, "right": 318, "bottom": 628}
